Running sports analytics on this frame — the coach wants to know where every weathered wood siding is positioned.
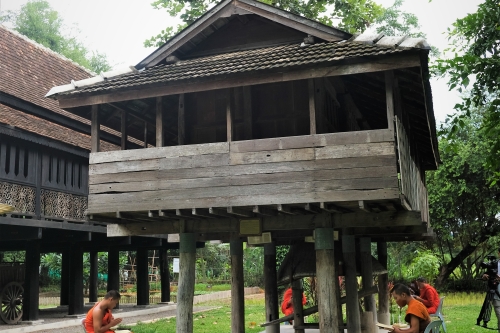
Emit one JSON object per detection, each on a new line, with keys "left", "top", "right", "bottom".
{"left": 87, "top": 129, "right": 399, "bottom": 214}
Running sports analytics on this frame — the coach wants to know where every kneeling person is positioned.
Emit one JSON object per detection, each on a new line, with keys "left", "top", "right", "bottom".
{"left": 85, "top": 290, "right": 123, "bottom": 333}
{"left": 391, "top": 284, "right": 430, "bottom": 333}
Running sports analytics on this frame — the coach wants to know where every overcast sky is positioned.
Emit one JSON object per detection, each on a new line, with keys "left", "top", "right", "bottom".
{"left": 0, "top": 0, "right": 483, "bottom": 123}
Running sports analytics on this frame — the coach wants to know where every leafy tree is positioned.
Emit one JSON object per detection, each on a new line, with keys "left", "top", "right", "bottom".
{"left": 1, "top": 0, "right": 111, "bottom": 73}
{"left": 433, "top": 0, "right": 500, "bottom": 181}
{"left": 426, "top": 112, "right": 500, "bottom": 287}
{"left": 145, "top": 0, "right": 385, "bottom": 47}
{"left": 373, "top": 0, "right": 424, "bottom": 38}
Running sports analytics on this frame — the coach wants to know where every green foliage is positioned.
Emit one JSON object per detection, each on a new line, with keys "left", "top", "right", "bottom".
{"left": 0, "top": 251, "right": 25, "bottom": 262}
{"left": 243, "top": 246, "right": 264, "bottom": 287}
{"left": 427, "top": 112, "right": 500, "bottom": 285}
{"left": 407, "top": 251, "right": 440, "bottom": 282}
{"left": 433, "top": 0, "right": 500, "bottom": 181}
{"left": 2, "top": 0, "right": 111, "bottom": 73}
{"left": 144, "top": 0, "right": 384, "bottom": 47}
{"left": 373, "top": 0, "right": 424, "bottom": 38}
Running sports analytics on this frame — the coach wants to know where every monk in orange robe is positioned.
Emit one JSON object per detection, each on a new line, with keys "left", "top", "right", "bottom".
{"left": 85, "top": 290, "right": 122, "bottom": 333}
{"left": 391, "top": 283, "right": 430, "bottom": 333}
{"left": 281, "top": 287, "right": 307, "bottom": 324}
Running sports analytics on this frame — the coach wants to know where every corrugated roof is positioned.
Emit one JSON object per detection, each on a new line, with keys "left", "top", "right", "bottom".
{"left": 50, "top": 40, "right": 419, "bottom": 97}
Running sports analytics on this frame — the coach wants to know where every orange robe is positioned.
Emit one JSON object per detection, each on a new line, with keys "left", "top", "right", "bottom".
{"left": 419, "top": 284, "right": 440, "bottom": 314}
{"left": 281, "top": 288, "right": 307, "bottom": 316}
{"left": 405, "top": 300, "right": 431, "bottom": 333}
{"left": 85, "top": 302, "right": 114, "bottom": 333}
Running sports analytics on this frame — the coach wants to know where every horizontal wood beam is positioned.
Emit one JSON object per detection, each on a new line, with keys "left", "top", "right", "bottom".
{"left": 106, "top": 211, "right": 422, "bottom": 237}
{"left": 58, "top": 53, "right": 422, "bottom": 109}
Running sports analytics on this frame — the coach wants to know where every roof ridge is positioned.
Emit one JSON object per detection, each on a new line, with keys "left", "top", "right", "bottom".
{"left": 0, "top": 24, "right": 96, "bottom": 76}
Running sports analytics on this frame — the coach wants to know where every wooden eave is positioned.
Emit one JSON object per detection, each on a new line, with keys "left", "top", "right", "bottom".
{"left": 135, "top": 0, "right": 351, "bottom": 69}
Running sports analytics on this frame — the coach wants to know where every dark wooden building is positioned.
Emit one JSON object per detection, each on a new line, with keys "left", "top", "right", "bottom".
{"left": 0, "top": 25, "right": 172, "bottom": 324}
{"left": 47, "top": 1, "right": 439, "bottom": 332}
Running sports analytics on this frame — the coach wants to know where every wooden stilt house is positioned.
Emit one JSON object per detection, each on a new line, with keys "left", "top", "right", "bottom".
{"left": 47, "top": 1, "right": 439, "bottom": 332}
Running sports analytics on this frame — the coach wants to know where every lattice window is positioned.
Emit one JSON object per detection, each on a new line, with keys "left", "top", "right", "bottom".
{"left": 0, "top": 181, "right": 36, "bottom": 214}
{"left": 41, "top": 189, "right": 87, "bottom": 220}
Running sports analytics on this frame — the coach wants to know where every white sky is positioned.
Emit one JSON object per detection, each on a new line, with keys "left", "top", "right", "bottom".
{"left": 0, "top": 0, "right": 483, "bottom": 123}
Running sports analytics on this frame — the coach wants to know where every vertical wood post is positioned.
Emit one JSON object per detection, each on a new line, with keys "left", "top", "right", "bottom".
{"left": 315, "top": 227, "right": 340, "bottom": 333}
{"left": 107, "top": 248, "right": 120, "bottom": 309}
{"left": 308, "top": 79, "right": 316, "bottom": 134}
{"left": 23, "top": 240, "right": 41, "bottom": 321}
{"left": 385, "top": 71, "right": 395, "bottom": 132}
{"left": 121, "top": 110, "right": 127, "bottom": 150}
{"left": 156, "top": 97, "right": 163, "bottom": 147}
{"left": 89, "top": 251, "right": 98, "bottom": 303}
{"left": 264, "top": 244, "right": 279, "bottom": 333}
{"left": 230, "top": 238, "right": 244, "bottom": 332}
{"left": 360, "top": 237, "right": 377, "bottom": 323}
{"left": 243, "top": 86, "right": 253, "bottom": 140}
{"left": 137, "top": 248, "right": 150, "bottom": 306}
{"left": 60, "top": 249, "right": 70, "bottom": 306}
{"left": 177, "top": 232, "right": 196, "bottom": 333}
{"left": 178, "top": 94, "right": 185, "bottom": 145}
{"left": 143, "top": 121, "right": 148, "bottom": 148}
{"left": 377, "top": 242, "right": 390, "bottom": 324}
{"left": 160, "top": 248, "right": 171, "bottom": 303}
{"left": 226, "top": 89, "right": 233, "bottom": 142}
{"left": 91, "top": 105, "right": 100, "bottom": 153}
{"left": 361, "top": 311, "right": 376, "bottom": 333}
{"left": 35, "top": 151, "right": 42, "bottom": 219}
{"left": 68, "top": 245, "right": 84, "bottom": 315}
{"left": 291, "top": 279, "right": 305, "bottom": 333}
{"left": 342, "top": 234, "right": 361, "bottom": 333}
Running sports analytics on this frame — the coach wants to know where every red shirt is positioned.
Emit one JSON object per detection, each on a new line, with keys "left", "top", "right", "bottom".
{"left": 419, "top": 284, "right": 440, "bottom": 314}
{"left": 281, "top": 288, "right": 307, "bottom": 316}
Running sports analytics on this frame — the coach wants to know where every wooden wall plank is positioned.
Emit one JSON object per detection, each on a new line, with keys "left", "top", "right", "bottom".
{"left": 230, "top": 148, "right": 315, "bottom": 165}
{"left": 88, "top": 188, "right": 400, "bottom": 214}
{"left": 315, "top": 142, "right": 395, "bottom": 160}
{"left": 89, "top": 155, "right": 396, "bottom": 185}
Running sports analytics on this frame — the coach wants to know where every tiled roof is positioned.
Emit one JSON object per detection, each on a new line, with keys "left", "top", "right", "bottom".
{"left": 0, "top": 25, "right": 92, "bottom": 121}
{"left": 0, "top": 104, "right": 118, "bottom": 152}
{"left": 57, "top": 40, "right": 414, "bottom": 96}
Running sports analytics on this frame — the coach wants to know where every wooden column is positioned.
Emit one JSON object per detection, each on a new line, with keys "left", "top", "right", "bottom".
{"left": 360, "top": 237, "right": 377, "bottom": 323}
{"left": 143, "top": 122, "right": 148, "bottom": 148}
{"left": 35, "top": 151, "right": 42, "bottom": 219}
{"left": 291, "top": 279, "right": 305, "bottom": 332}
{"left": 23, "top": 240, "right": 41, "bottom": 321}
{"left": 178, "top": 94, "right": 185, "bottom": 145}
{"left": 264, "top": 244, "right": 279, "bottom": 333}
{"left": 137, "top": 248, "right": 150, "bottom": 306}
{"left": 121, "top": 110, "right": 127, "bottom": 150}
{"left": 177, "top": 231, "right": 196, "bottom": 333}
{"left": 60, "top": 249, "right": 70, "bottom": 306}
{"left": 91, "top": 105, "right": 100, "bottom": 153}
{"left": 342, "top": 235, "right": 361, "bottom": 333}
{"left": 68, "top": 245, "right": 84, "bottom": 315}
{"left": 385, "top": 71, "right": 395, "bottom": 132}
{"left": 226, "top": 89, "right": 233, "bottom": 142}
{"left": 89, "top": 251, "right": 98, "bottom": 303}
{"left": 160, "top": 248, "right": 171, "bottom": 303}
{"left": 315, "top": 228, "right": 340, "bottom": 333}
{"left": 243, "top": 86, "right": 253, "bottom": 140}
{"left": 377, "top": 242, "right": 390, "bottom": 324}
{"left": 156, "top": 97, "right": 163, "bottom": 147}
{"left": 230, "top": 238, "right": 244, "bottom": 333}
{"left": 308, "top": 79, "right": 316, "bottom": 134}
{"left": 107, "top": 248, "right": 120, "bottom": 309}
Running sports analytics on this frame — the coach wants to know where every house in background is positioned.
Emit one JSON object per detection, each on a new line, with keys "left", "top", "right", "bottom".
{"left": 0, "top": 25, "right": 172, "bottom": 324}
{"left": 47, "top": 0, "right": 439, "bottom": 332}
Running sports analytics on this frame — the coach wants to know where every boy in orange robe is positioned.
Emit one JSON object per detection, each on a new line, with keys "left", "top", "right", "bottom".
{"left": 391, "top": 283, "right": 431, "bottom": 333}
{"left": 85, "top": 290, "right": 123, "bottom": 333}
{"left": 281, "top": 287, "right": 307, "bottom": 324}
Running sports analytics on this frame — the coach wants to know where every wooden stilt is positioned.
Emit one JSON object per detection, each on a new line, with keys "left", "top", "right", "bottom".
{"left": 160, "top": 248, "right": 171, "bottom": 303}
{"left": 292, "top": 279, "right": 305, "bottom": 333}
{"left": 361, "top": 311, "right": 376, "bottom": 333}
{"left": 60, "top": 249, "right": 70, "bottom": 306}
{"left": 68, "top": 246, "right": 84, "bottom": 315}
{"left": 23, "top": 241, "right": 41, "bottom": 320}
{"left": 177, "top": 232, "right": 196, "bottom": 333}
{"left": 377, "top": 242, "right": 390, "bottom": 324}
{"left": 137, "top": 248, "right": 150, "bottom": 306}
{"left": 107, "top": 249, "right": 120, "bottom": 309}
{"left": 264, "top": 244, "right": 279, "bottom": 333}
{"left": 89, "top": 251, "right": 98, "bottom": 303}
{"left": 342, "top": 234, "right": 361, "bottom": 333}
{"left": 360, "top": 237, "right": 377, "bottom": 323}
{"left": 315, "top": 227, "right": 340, "bottom": 333}
{"left": 231, "top": 238, "right": 245, "bottom": 333}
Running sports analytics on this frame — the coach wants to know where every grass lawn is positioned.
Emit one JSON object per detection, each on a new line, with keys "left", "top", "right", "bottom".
{"left": 124, "top": 292, "right": 499, "bottom": 333}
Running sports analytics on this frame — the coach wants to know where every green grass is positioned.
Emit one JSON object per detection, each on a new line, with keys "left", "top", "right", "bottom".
{"left": 125, "top": 292, "right": 500, "bottom": 333}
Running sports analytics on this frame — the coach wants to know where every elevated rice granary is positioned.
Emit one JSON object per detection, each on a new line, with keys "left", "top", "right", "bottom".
{"left": 46, "top": 1, "right": 439, "bottom": 332}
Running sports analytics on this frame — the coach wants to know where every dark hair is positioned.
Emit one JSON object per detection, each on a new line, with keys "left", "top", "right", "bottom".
{"left": 104, "top": 290, "right": 121, "bottom": 300}
{"left": 391, "top": 283, "right": 411, "bottom": 296}
{"left": 416, "top": 277, "right": 427, "bottom": 283}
